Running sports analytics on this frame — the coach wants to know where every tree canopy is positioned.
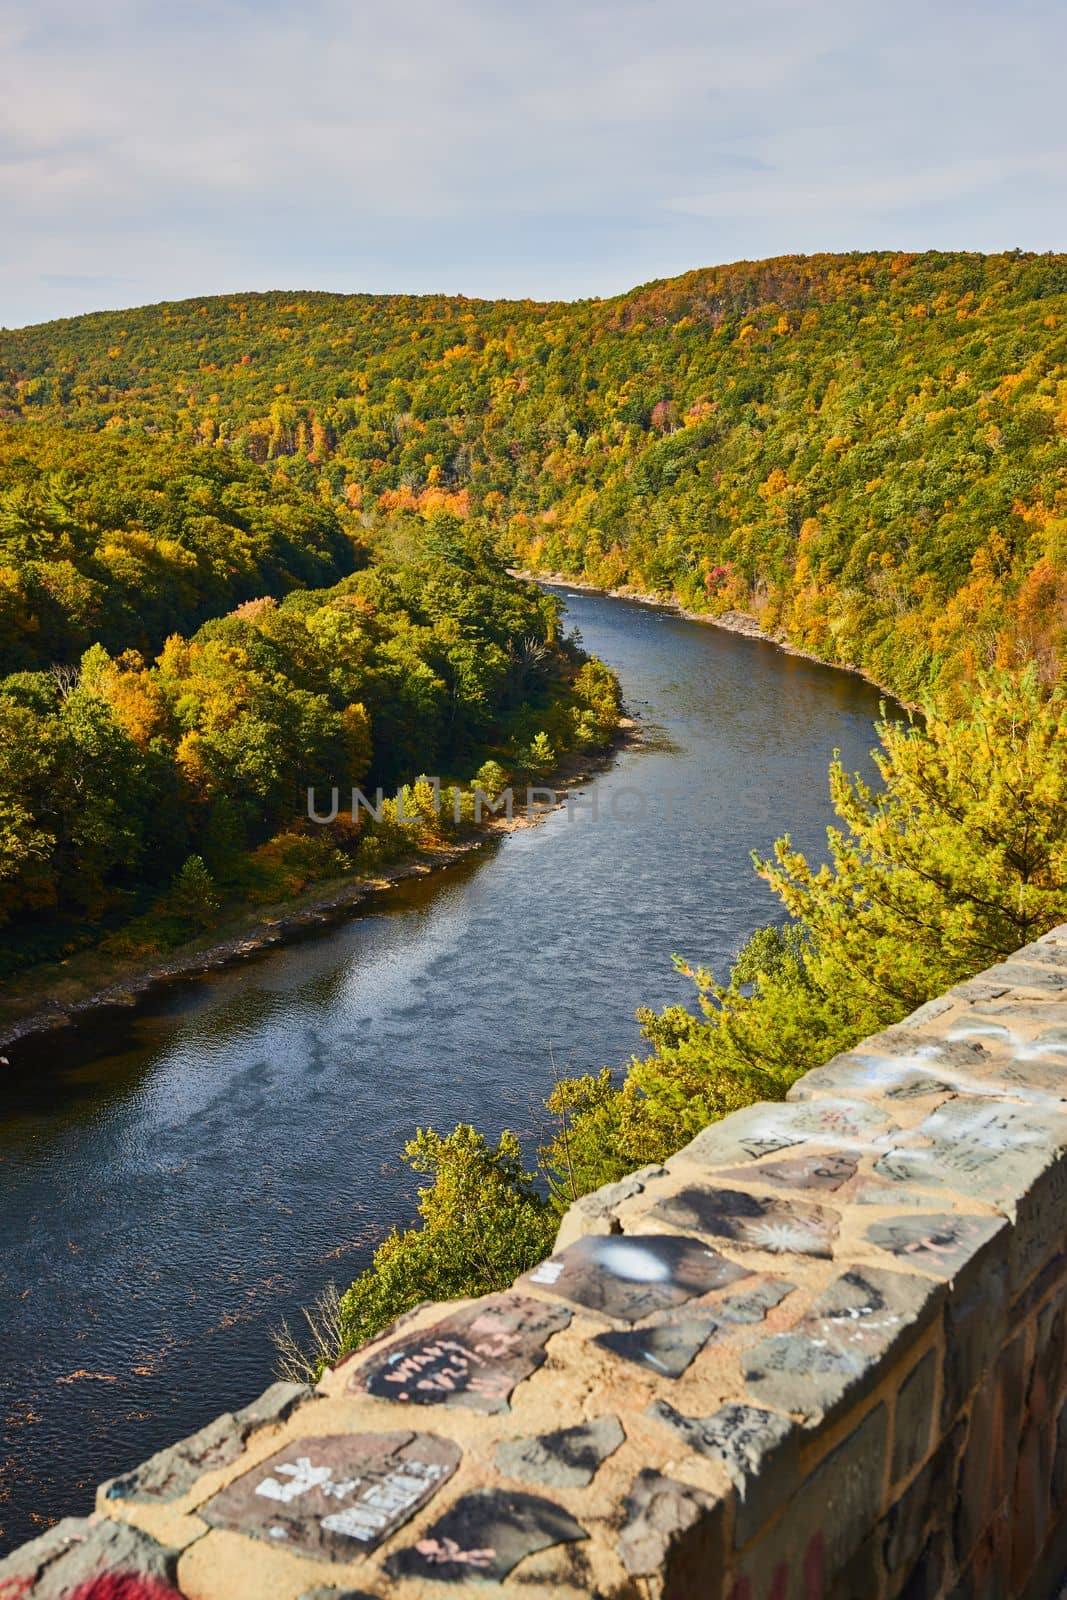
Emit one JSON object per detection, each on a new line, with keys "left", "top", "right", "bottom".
{"left": 3, "top": 251, "right": 1067, "bottom": 701}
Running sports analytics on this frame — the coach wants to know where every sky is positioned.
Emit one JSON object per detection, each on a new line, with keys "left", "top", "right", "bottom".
{"left": 2, "top": 0, "right": 1066, "bottom": 327}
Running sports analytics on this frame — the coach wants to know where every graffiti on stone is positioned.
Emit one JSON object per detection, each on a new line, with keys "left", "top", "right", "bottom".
{"left": 686, "top": 1098, "right": 898, "bottom": 1169}
{"left": 520, "top": 1234, "right": 749, "bottom": 1323}
{"left": 384, "top": 1489, "right": 587, "bottom": 1583}
{"left": 650, "top": 1186, "right": 839, "bottom": 1258}
{"left": 646, "top": 1398, "right": 797, "bottom": 1495}
{"left": 791, "top": 1052, "right": 953, "bottom": 1102}
{"left": 594, "top": 1316, "right": 720, "bottom": 1378}
{"left": 716, "top": 1151, "right": 856, "bottom": 1193}
{"left": 494, "top": 1416, "right": 625, "bottom": 1488}
{"left": 199, "top": 1432, "right": 459, "bottom": 1559}
{"left": 875, "top": 1099, "right": 1067, "bottom": 1202}
{"left": 866, "top": 1213, "right": 1006, "bottom": 1277}
{"left": 716, "top": 1277, "right": 797, "bottom": 1323}
{"left": 743, "top": 1268, "right": 939, "bottom": 1420}
{"left": 354, "top": 1294, "right": 569, "bottom": 1413}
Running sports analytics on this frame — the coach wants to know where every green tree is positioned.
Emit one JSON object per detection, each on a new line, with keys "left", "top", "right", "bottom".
{"left": 523, "top": 731, "right": 555, "bottom": 773}
{"left": 168, "top": 855, "right": 221, "bottom": 927}
{"left": 545, "top": 670, "right": 1067, "bottom": 1191}
{"left": 335, "top": 1125, "right": 554, "bottom": 1358}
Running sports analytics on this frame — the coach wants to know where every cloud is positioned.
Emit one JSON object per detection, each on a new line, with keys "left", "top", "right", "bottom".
{"left": 1, "top": 0, "right": 1065, "bottom": 326}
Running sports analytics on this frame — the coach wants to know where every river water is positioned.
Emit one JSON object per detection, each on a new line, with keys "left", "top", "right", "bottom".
{"left": 0, "top": 589, "right": 887, "bottom": 1553}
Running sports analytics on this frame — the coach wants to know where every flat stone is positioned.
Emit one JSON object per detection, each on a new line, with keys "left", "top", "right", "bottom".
{"left": 298, "top": 1590, "right": 381, "bottom": 1600}
{"left": 594, "top": 1316, "right": 720, "bottom": 1378}
{"left": 1005, "top": 940, "right": 1067, "bottom": 970}
{"left": 790, "top": 1026, "right": 1051, "bottom": 1106}
{"left": 851, "top": 1182, "right": 931, "bottom": 1206}
{"left": 685, "top": 1099, "right": 898, "bottom": 1165}
{"left": 355, "top": 1293, "right": 569, "bottom": 1412}
{"left": 0, "top": 1517, "right": 181, "bottom": 1599}
{"left": 102, "top": 1381, "right": 316, "bottom": 1505}
{"left": 743, "top": 1266, "right": 941, "bottom": 1423}
{"left": 200, "top": 1431, "right": 460, "bottom": 1559}
{"left": 902, "top": 995, "right": 957, "bottom": 1026}
{"left": 971, "top": 1000, "right": 1067, "bottom": 1025}
{"left": 384, "top": 1488, "right": 587, "bottom": 1583}
{"left": 866, "top": 1213, "right": 1006, "bottom": 1279}
{"left": 617, "top": 1470, "right": 721, "bottom": 1579}
{"left": 555, "top": 1167, "right": 666, "bottom": 1245}
{"left": 103, "top": 1411, "right": 246, "bottom": 1503}
{"left": 716, "top": 1151, "right": 857, "bottom": 1192}
{"left": 650, "top": 1185, "right": 839, "bottom": 1257}
{"left": 520, "top": 1233, "right": 749, "bottom": 1324}
{"left": 235, "top": 1380, "right": 313, "bottom": 1431}
{"left": 716, "top": 1277, "right": 797, "bottom": 1324}
{"left": 875, "top": 1098, "right": 1067, "bottom": 1205}
{"left": 494, "top": 1415, "right": 624, "bottom": 1488}
{"left": 981, "top": 960, "right": 1067, "bottom": 993}
{"left": 950, "top": 980, "right": 1010, "bottom": 1003}
{"left": 646, "top": 1399, "right": 799, "bottom": 1545}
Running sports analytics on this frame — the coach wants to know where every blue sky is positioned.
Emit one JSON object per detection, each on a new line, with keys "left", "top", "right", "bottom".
{"left": 3, "top": 0, "right": 1065, "bottom": 327}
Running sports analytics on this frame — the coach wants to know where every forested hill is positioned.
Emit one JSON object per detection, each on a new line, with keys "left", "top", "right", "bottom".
{"left": 3, "top": 250, "right": 1067, "bottom": 699}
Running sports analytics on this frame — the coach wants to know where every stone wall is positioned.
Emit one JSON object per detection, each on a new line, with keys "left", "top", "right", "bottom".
{"left": 6, "top": 930, "right": 1067, "bottom": 1599}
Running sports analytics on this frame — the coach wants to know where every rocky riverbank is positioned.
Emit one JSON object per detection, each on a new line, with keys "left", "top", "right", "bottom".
{"left": 514, "top": 569, "right": 916, "bottom": 711}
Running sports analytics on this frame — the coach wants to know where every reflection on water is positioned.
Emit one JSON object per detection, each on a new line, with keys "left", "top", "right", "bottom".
{"left": 0, "top": 591, "right": 886, "bottom": 1550}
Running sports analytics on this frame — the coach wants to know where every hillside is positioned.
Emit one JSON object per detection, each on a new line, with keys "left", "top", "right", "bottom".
{"left": 3, "top": 251, "right": 1067, "bottom": 699}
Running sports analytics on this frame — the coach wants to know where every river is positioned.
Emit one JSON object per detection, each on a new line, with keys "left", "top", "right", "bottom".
{"left": 0, "top": 588, "right": 888, "bottom": 1553}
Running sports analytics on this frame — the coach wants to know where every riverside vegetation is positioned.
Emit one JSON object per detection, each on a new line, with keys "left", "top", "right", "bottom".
{"left": 1, "top": 253, "right": 1066, "bottom": 1374}
{"left": 0, "top": 436, "right": 622, "bottom": 984}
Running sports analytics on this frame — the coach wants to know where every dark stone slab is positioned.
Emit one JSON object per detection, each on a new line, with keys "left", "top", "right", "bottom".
{"left": 494, "top": 1415, "right": 624, "bottom": 1488}
{"left": 866, "top": 1212, "right": 1006, "bottom": 1279}
{"left": 593, "top": 1315, "right": 719, "bottom": 1378}
{"left": 520, "top": 1233, "right": 749, "bottom": 1324}
{"left": 941, "top": 1254, "right": 1009, "bottom": 1426}
{"left": 743, "top": 1267, "right": 941, "bottom": 1423}
{"left": 384, "top": 1488, "right": 587, "bottom": 1582}
{"left": 355, "top": 1293, "right": 569, "bottom": 1412}
{"left": 200, "top": 1431, "right": 459, "bottom": 1559}
{"left": 716, "top": 1277, "right": 797, "bottom": 1324}
{"left": 617, "top": 1470, "right": 721, "bottom": 1580}
{"left": 651, "top": 1185, "right": 839, "bottom": 1258}
{"left": 891, "top": 1348, "right": 938, "bottom": 1482}
{"left": 646, "top": 1398, "right": 799, "bottom": 1545}
{"left": 0, "top": 1517, "right": 181, "bottom": 1600}
{"left": 717, "top": 1151, "right": 857, "bottom": 1192}
{"left": 299, "top": 1590, "right": 381, "bottom": 1600}
{"left": 884, "top": 1423, "right": 963, "bottom": 1574}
